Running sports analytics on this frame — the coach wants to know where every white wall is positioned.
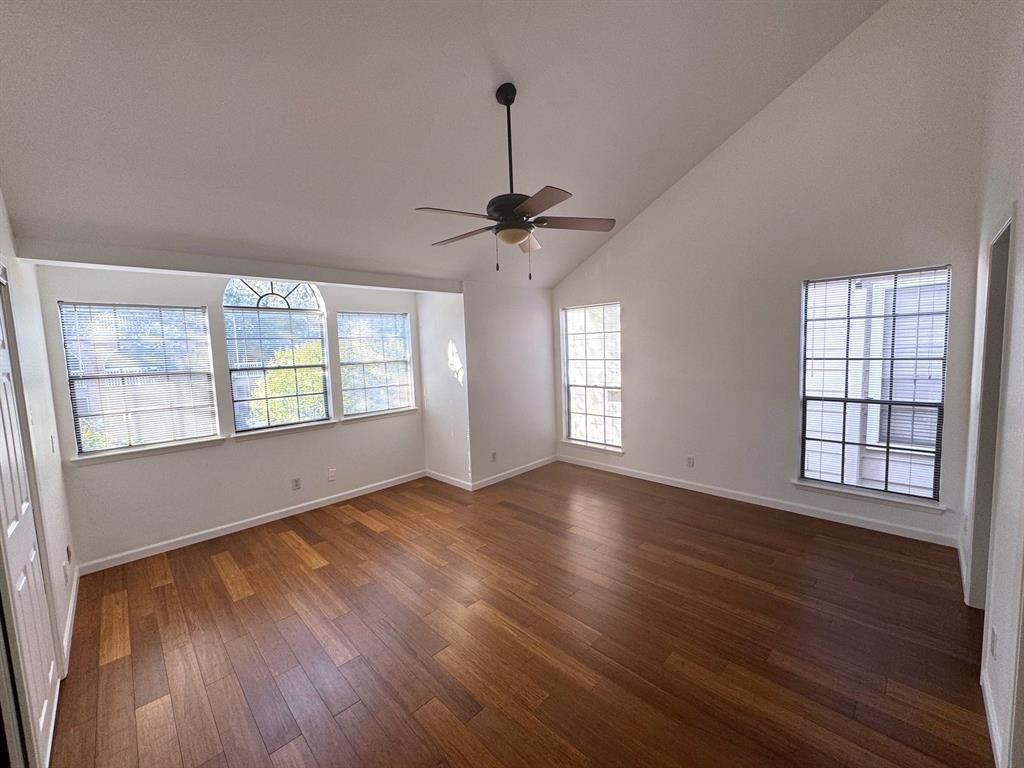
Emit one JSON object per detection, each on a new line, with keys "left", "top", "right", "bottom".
{"left": 463, "top": 279, "right": 557, "bottom": 486}
{"left": 971, "top": 0, "right": 1024, "bottom": 764}
{"left": 552, "top": 0, "right": 988, "bottom": 546}
{"left": 0, "top": 193, "right": 77, "bottom": 663}
{"left": 33, "top": 261, "right": 428, "bottom": 568}
{"left": 416, "top": 291, "right": 471, "bottom": 487}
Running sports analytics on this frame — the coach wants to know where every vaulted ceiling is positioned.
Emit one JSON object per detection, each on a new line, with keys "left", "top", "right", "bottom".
{"left": 0, "top": 0, "right": 884, "bottom": 286}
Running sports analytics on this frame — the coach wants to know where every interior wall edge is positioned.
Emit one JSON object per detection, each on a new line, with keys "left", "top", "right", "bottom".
{"left": 959, "top": 538, "right": 978, "bottom": 608}
{"left": 76, "top": 469, "right": 428, "bottom": 575}
{"left": 556, "top": 454, "right": 959, "bottom": 548}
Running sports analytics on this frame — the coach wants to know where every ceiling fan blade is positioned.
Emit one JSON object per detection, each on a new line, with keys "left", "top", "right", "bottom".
{"left": 415, "top": 207, "right": 493, "bottom": 221}
{"left": 534, "top": 216, "right": 616, "bottom": 232}
{"left": 431, "top": 226, "right": 494, "bottom": 246}
{"left": 514, "top": 186, "right": 572, "bottom": 217}
{"left": 519, "top": 233, "right": 542, "bottom": 254}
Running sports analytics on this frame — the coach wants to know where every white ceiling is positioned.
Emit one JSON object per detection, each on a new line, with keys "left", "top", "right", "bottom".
{"left": 0, "top": 0, "right": 884, "bottom": 287}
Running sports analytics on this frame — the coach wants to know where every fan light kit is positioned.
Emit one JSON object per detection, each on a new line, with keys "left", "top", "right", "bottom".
{"left": 416, "top": 82, "right": 616, "bottom": 279}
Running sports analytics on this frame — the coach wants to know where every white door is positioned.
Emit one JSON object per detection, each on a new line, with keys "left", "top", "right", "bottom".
{"left": 0, "top": 282, "right": 57, "bottom": 768}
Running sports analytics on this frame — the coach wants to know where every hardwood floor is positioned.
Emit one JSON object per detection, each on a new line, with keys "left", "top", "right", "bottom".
{"left": 51, "top": 462, "right": 992, "bottom": 768}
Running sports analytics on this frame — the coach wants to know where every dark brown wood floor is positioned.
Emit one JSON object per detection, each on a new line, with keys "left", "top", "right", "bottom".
{"left": 51, "top": 462, "right": 992, "bottom": 768}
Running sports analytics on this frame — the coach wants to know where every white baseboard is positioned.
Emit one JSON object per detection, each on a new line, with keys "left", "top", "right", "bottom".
{"left": 59, "top": 565, "right": 79, "bottom": 676}
{"left": 469, "top": 455, "right": 556, "bottom": 491}
{"left": 981, "top": 666, "right": 1005, "bottom": 768}
{"left": 424, "top": 469, "right": 474, "bottom": 491}
{"left": 78, "top": 457, "right": 559, "bottom": 575}
{"left": 426, "top": 456, "right": 556, "bottom": 492}
{"left": 556, "top": 455, "right": 958, "bottom": 547}
{"left": 79, "top": 470, "right": 427, "bottom": 574}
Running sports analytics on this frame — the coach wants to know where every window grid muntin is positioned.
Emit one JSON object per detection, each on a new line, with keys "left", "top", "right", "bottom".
{"left": 800, "top": 267, "right": 950, "bottom": 500}
{"left": 224, "top": 280, "right": 330, "bottom": 432}
{"left": 58, "top": 302, "right": 218, "bottom": 454}
{"left": 337, "top": 311, "right": 414, "bottom": 417}
{"left": 563, "top": 302, "right": 621, "bottom": 449}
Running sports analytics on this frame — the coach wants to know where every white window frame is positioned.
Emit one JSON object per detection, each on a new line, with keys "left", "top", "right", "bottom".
{"left": 337, "top": 311, "right": 415, "bottom": 418}
{"left": 561, "top": 301, "right": 622, "bottom": 451}
{"left": 57, "top": 301, "right": 219, "bottom": 455}
{"left": 223, "top": 279, "right": 331, "bottom": 433}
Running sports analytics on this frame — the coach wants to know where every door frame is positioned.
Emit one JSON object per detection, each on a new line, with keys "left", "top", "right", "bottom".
{"left": 0, "top": 596, "right": 29, "bottom": 768}
{"left": 0, "top": 266, "right": 63, "bottom": 767}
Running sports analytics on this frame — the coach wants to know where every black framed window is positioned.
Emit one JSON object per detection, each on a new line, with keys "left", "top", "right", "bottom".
{"left": 801, "top": 267, "right": 950, "bottom": 499}
{"left": 563, "top": 302, "right": 621, "bottom": 449}
{"left": 223, "top": 279, "right": 329, "bottom": 431}
{"left": 58, "top": 302, "right": 217, "bottom": 453}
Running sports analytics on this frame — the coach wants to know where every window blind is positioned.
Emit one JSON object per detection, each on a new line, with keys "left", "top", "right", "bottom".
{"left": 563, "top": 302, "right": 621, "bottom": 449}
{"left": 223, "top": 278, "right": 329, "bottom": 432}
{"left": 337, "top": 312, "right": 413, "bottom": 416}
{"left": 801, "top": 266, "right": 950, "bottom": 499}
{"left": 58, "top": 302, "right": 217, "bottom": 454}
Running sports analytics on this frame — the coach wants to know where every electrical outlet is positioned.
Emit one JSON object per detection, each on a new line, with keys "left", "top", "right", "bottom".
{"left": 991, "top": 627, "right": 998, "bottom": 658}
{"left": 491, "top": 451, "right": 497, "bottom": 463}
{"left": 686, "top": 456, "right": 695, "bottom": 468}
{"left": 291, "top": 477, "right": 302, "bottom": 491}
{"left": 327, "top": 468, "right": 337, "bottom": 482}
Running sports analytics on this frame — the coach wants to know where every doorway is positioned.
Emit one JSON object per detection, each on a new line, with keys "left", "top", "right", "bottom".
{"left": 966, "top": 218, "right": 1013, "bottom": 607}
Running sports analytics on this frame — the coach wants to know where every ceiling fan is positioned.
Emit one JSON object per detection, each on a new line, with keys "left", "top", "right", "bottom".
{"left": 416, "top": 82, "right": 615, "bottom": 278}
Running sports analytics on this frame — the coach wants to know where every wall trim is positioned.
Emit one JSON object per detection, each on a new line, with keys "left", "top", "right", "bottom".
{"left": 556, "top": 455, "right": 958, "bottom": 547}
{"left": 469, "top": 455, "right": 557, "bottom": 490}
{"left": 59, "top": 565, "right": 79, "bottom": 676}
{"left": 424, "top": 469, "right": 473, "bottom": 491}
{"left": 78, "top": 456, "right": 557, "bottom": 575}
{"left": 79, "top": 470, "right": 427, "bottom": 574}
{"left": 981, "top": 666, "right": 1006, "bottom": 768}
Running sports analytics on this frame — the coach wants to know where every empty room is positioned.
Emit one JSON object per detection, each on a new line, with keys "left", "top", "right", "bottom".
{"left": 0, "top": 0, "right": 1021, "bottom": 766}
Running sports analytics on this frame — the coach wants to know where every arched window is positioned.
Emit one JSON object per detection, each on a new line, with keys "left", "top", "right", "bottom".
{"left": 223, "top": 278, "right": 329, "bottom": 431}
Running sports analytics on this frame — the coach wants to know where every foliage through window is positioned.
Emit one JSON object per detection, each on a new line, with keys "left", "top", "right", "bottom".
{"left": 337, "top": 312, "right": 413, "bottom": 416}
{"left": 801, "top": 267, "right": 950, "bottom": 499}
{"left": 58, "top": 303, "right": 217, "bottom": 453}
{"left": 563, "top": 302, "right": 621, "bottom": 448}
{"left": 223, "top": 279, "right": 329, "bottom": 431}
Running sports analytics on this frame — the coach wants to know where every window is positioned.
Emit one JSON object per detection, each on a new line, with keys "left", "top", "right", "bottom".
{"left": 563, "top": 302, "right": 621, "bottom": 449}
{"left": 223, "top": 279, "right": 329, "bottom": 431}
{"left": 337, "top": 312, "right": 413, "bottom": 416}
{"left": 58, "top": 302, "right": 217, "bottom": 454}
{"left": 801, "top": 266, "right": 950, "bottom": 499}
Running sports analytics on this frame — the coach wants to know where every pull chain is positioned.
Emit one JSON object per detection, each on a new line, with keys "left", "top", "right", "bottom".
{"left": 528, "top": 236, "right": 533, "bottom": 281}
{"left": 495, "top": 235, "right": 500, "bottom": 271}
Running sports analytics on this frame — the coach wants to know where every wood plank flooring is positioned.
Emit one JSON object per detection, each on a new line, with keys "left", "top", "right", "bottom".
{"left": 51, "top": 462, "right": 992, "bottom": 768}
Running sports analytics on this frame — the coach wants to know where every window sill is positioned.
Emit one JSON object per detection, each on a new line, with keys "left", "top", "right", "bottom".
{"left": 791, "top": 478, "right": 947, "bottom": 513}
{"left": 559, "top": 439, "right": 624, "bottom": 455}
{"left": 68, "top": 435, "right": 227, "bottom": 465}
{"left": 232, "top": 419, "right": 338, "bottom": 440}
{"left": 340, "top": 407, "right": 419, "bottom": 424}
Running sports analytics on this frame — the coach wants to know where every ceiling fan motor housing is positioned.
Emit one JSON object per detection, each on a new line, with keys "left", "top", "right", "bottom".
{"left": 486, "top": 193, "right": 529, "bottom": 221}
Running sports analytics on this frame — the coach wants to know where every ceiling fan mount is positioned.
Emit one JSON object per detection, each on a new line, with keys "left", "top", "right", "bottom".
{"left": 495, "top": 81, "right": 517, "bottom": 107}
{"left": 415, "top": 82, "right": 616, "bottom": 275}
